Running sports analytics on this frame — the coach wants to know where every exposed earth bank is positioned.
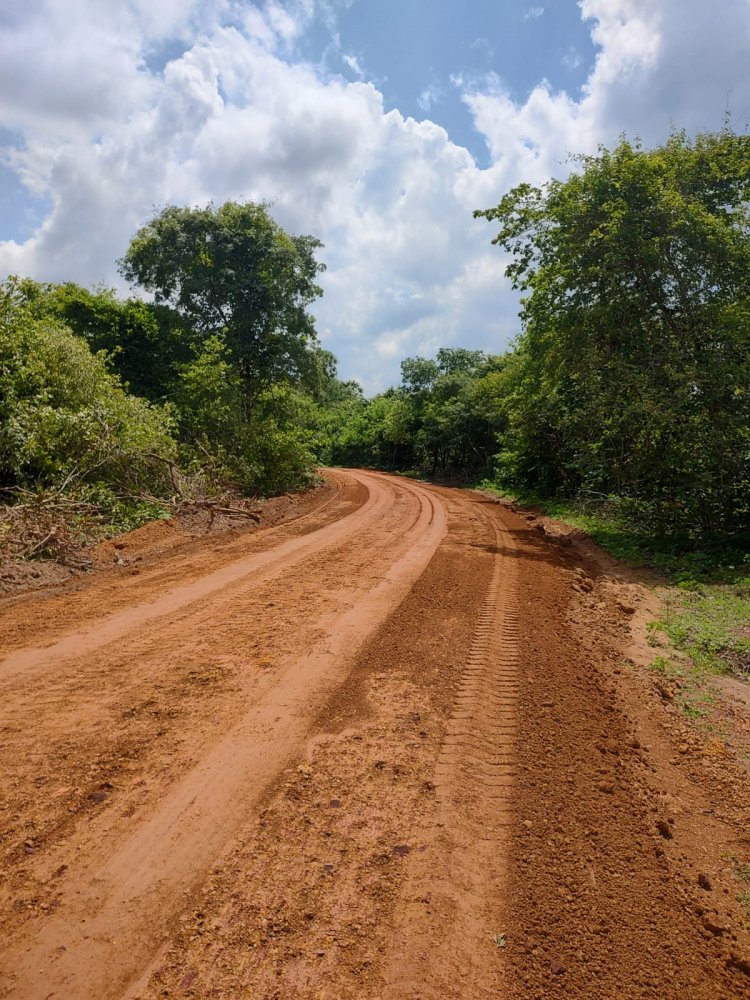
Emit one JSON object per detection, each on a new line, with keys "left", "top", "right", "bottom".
{"left": 0, "top": 470, "right": 748, "bottom": 999}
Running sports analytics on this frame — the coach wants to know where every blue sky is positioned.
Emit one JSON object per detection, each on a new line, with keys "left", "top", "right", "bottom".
{"left": 297, "top": 1, "right": 597, "bottom": 165}
{"left": 1, "top": 0, "right": 749, "bottom": 391}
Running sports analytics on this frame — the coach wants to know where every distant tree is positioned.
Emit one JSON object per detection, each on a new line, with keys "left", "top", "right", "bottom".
{"left": 435, "top": 347, "right": 485, "bottom": 376}
{"left": 401, "top": 356, "right": 439, "bottom": 393}
{"left": 321, "top": 348, "right": 510, "bottom": 476}
{"left": 119, "top": 201, "right": 325, "bottom": 407}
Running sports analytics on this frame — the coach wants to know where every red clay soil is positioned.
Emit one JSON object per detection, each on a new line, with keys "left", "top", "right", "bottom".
{"left": 0, "top": 470, "right": 748, "bottom": 999}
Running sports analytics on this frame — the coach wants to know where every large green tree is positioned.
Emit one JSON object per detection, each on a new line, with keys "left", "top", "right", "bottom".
{"left": 118, "top": 201, "right": 325, "bottom": 406}
{"left": 476, "top": 130, "right": 750, "bottom": 533}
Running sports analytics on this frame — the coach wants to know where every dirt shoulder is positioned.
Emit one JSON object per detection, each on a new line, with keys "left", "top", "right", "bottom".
{"left": 504, "top": 507, "right": 750, "bottom": 997}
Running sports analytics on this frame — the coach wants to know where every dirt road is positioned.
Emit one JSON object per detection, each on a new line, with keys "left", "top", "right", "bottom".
{"left": 1, "top": 470, "right": 749, "bottom": 999}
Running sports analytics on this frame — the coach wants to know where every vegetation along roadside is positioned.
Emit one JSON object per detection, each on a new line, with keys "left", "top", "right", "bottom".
{"left": 1, "top": 129, "right": 749, "bottom": 634}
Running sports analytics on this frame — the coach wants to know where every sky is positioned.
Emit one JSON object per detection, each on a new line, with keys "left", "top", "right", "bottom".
{"left": 1, "top": 1, "right": 749, "bottom": 392}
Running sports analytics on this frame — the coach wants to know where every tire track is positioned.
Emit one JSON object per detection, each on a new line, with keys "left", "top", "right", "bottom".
{"left": 436, "top": 502, "right": 519, "bottom": 826}
{"left": 0, "top": 471, "right": 379, "bottom": 682}
{"left": 382, "top": 500, "right": 519, "bottom": 999}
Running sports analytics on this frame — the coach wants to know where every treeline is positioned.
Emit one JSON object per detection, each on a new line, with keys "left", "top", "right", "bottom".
{"left": 0, "top": 201, "right": 352, "bottom": 533}
{"left": 323, "top": 348, "right": 506, "bottom": 476}
{"left": 481, "top": 129, "right": 750, "bottom": 536}
{"left": 333, "top": 130, "right": 750, "bottom": 539}
{"left": 2, "top": 129, "right": 748, "bottom": 546}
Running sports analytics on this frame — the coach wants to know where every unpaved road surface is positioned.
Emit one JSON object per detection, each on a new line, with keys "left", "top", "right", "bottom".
{"left": 1, "top": 469, "right": 749, "bottom": 999}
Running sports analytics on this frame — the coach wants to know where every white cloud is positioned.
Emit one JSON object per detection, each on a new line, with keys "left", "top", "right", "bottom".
{"left": 524, "top": 7, "right": 545, "bottom": 19}
{"left": 417, "top": 83, "right": 443, "bottom": 112}
{"left": 342, "top": 52, "right": 365, "bottom": 78}
{"left": 563, "top": 47, "right": 583, "bottom": 70}
{"left": 1, "top": 0, "right": 749, "bottom": 391}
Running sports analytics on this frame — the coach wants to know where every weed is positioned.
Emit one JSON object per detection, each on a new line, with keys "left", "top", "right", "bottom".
{"left": 681, "top": 701, "right": 707, "bottom": 720}
{"left": 647, "top": 620, "right": 668, "bottom": 648}
{"left": 660, "top": 585, "right": 750, "bottom": 680}
{"left": 723, "top": 856, "right": 750, "bottom": 920}
{"left": 649, "top": 655, "right": 673, "bottom": 675}
{"left": 735, "top": 858, "right": 750, "bottom": 923}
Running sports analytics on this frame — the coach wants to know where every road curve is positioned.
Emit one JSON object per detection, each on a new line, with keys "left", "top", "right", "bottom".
{"left": 1, "top": 470, "right": 749, "bottom": 1000}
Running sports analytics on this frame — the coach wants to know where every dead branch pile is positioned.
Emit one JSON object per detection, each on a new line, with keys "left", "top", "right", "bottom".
{"left": 137, "top": 458, "right": 265, "bottom": 524}
{"left": 0, "top": 455, "right": 267, "bottom": 567}
{"left": 0, "top": 491, "right": 98, "bottom": 566}
{"left": 0, "top": 485, "right": 265, "bottom": 568}
{"left": 152, "top": 493, "right": 264, "bottom": 526}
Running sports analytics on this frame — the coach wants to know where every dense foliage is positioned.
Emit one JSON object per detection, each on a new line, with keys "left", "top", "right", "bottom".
{"left": 0, "top": 278, "right": 177, "bottom": 520}
{"left": 476, "top": 130, "right": 750, "bottom": 535}
{"left": 0, "top": 202, "right": 341, "bottom": 531}
{"left": 326, "top": 348, "right": 507, "bottom": 477}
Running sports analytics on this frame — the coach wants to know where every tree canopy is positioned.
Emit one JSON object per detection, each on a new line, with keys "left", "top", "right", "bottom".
{"left": 476, "top": 130, "right": 750, "bottom": 534}
{"left": 119, "top": 201, "right": 325, "bottom": 403}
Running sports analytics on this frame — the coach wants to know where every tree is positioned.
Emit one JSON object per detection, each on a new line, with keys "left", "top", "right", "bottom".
{"left": 476, "top": 130, "right": 750, "bottom": 534}
{"left": 401, "top": 356, "right": 439, "bottom": 393}
{"left": 397, "top": 350, "right": 507, "bottom": 475}
{"left": 32, "top": 281, "right": 195, "bottom": 401}
{"left": 119, "top": 201, "right": 325, "bottom": 406}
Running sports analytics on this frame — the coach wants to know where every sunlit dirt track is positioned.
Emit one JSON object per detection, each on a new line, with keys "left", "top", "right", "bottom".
{"left": 1, "top": 470, "right": 749, "bottom": 999}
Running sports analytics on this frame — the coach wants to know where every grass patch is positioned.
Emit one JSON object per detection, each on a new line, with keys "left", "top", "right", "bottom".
{"left": 730, "top": 859, "right": 750, "bottom": 923}
{"left": 476, "top": 481, "right": 750, "bottom": 585}
{"left": 647, "top": 653, "right": 721, "bottom": 724}
{"left": 655, "top": 586, "right": 750, "bottom": 679}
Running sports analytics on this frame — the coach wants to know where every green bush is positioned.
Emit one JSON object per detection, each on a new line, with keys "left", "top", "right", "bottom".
{"left": 0, "top": 278, "right": 177, "bottom": 497}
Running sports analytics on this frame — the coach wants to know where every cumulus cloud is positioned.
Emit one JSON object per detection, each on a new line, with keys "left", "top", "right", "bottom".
{"left": 1, "top": 0, "right": 749, "bottom": 390}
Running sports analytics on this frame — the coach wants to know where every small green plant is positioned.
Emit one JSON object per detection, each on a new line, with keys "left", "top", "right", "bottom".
{"left": 680, "top": 701, "right": 707, "bottom": 720}
{"left": 722, "top": 855, "right": 750, "bottom": 920}
{"left": 649, "top": 655, "right": 673, "bottom": 675}
{"left": 647, "top": 620, "right": 668, "bottom": 648}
